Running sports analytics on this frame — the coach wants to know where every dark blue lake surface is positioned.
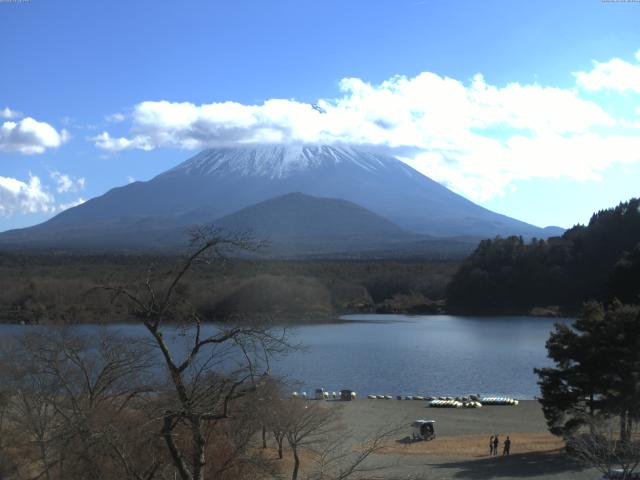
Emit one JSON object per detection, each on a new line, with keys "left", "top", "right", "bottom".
{"left": 0, "top": 314, "right": 571, "bottom": 399}
{"left": 277, "top": 314, "right": 571, "bottom": 399}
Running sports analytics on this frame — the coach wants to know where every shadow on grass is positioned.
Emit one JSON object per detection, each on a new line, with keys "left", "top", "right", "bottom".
{"left": 397, "top": 436, "right": 438, "bottom": 445}
{"left": 431, "top": 450, "right": 591, "bottom": 479}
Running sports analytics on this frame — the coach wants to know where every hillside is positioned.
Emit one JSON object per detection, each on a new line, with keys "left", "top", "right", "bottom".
{"left": 215, "top": 192, "right": 411, "bottom": 240}
{"left": 446, "top": 198, "right": 640, "bottom": 314}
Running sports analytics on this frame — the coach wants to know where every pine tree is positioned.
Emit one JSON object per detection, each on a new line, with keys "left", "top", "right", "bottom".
{"left": 535, "top": 301, "right": 640, "bottom": 442}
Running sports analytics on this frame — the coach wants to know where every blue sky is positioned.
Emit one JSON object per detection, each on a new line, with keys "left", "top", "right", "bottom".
{"left": 1, "top": 0, "right": 640, "bottom": 231}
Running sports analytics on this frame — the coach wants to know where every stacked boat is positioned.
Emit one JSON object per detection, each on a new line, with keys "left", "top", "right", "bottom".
{"left": 368, "top": 394, "right": 428, "bottom": 400}
{"left": 429, "top": 399, "right": 482, "bottom": 408}
{"left": 301, "top": 391, "right": 519, "bottom": 406}
{"left": 429, "top": 399, "right": 463, "bottom": 408}
{"left": 481, "top": 396, "right": 519, "bottom": 406}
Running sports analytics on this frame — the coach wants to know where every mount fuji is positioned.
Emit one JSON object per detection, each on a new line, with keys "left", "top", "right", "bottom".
{"left": 0, "top": 144, "right": 563, "bottom": 255}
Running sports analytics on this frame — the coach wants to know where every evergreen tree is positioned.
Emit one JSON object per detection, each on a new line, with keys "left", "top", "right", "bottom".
{"left": 610, "top": 243, "right": 640, "bottom": 304}
{"left": 535, "top": 301, "right": 640, "bottom": 442}
{"left": 447, "top": 197, "right": 640, "bottom": 314}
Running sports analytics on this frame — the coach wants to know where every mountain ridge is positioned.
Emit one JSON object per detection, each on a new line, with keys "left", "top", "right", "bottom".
{"left": 0, "top": 144, "right": 564, "bottom": 254}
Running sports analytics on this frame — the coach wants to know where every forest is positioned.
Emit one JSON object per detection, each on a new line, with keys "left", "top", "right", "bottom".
{"left": 0, "top": 253, "right": 456, "bottom": 324}
{"left": 2, "top": 198, "right": 639, "bottom": 325}
{"left": 446, "top": 198, "right": 640, "bottom": 315}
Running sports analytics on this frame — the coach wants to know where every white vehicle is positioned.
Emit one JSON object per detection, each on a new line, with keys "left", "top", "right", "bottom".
{"left": 411, "top": 419, "right": 436, "bottom": 441}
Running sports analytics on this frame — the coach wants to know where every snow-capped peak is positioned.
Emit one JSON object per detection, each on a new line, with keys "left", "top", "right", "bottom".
{"left": 164, "top": 144, "right": 399, "bottom": 179}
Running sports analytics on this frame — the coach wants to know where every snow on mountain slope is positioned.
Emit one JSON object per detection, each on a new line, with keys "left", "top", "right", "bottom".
{"left": 0, "top": 144, "right": 563, "bottom": 251}
{"left": 164, "top": 144, "right": 416, "bottom": 179}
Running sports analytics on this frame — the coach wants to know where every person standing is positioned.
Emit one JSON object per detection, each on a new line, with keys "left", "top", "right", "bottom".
{"left": 489, "top": 435, "right": 494, "bottom": 455}
{"left": 493, "top": 434, "right": 499, "bottom": 455}
{"left": 503, "top": 436, "right": 511, "bottom": 455}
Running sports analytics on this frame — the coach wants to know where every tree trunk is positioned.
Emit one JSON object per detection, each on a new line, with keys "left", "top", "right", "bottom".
{"left": 291, "top": 446, "right": 300, "bottom": 480}
{"left": 588, "top": 394, "right": 595, "bottom": 435}
{"left": 192, "top": 417, "right": 207, "bottom": 480}
{"left": 620, "top": 410, "right": 630, "bottom": 445}
{"left": 58, "top": 452, "right": 63, "bottom": 479}
{"left": 0, "top": 408, "right": 5, "bottom": 450}
{"left": 262, "top": 425, "right": 267, "bottom": 449}
{"left": 37, "top": 439, "right": 51, "bottom": 480}
{"left": 277, "top": 437, "right": 283, "bottom": 459}
{"left": 162, "top": 416, "right": 193, "bottom": 480}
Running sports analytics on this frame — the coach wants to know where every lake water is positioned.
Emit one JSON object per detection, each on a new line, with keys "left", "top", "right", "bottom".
{"left": 0, "top": 314, "right": 571, "bottom": 399}
{"left": 277, "top": 314, "right": 572, "bottom": 399}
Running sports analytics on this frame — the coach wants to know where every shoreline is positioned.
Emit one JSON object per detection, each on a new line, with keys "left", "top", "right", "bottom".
{"left": 0, "top": 310, "right": 576, "bottom": 326}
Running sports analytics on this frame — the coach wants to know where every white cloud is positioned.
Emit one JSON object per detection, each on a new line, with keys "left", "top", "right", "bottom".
{"left": 0, "top": 117, "right": 69, "bottom": 155}
{"left": 0, "top": 107, "right": 21, "bottom": 120}
{"left": 94, "top": 75, "right": 614, "bottom": 152}
{"left": 0, "top": 171, "right": 88, "bottom": 217}
{"left": 50, "top": 171, "right": 86, "bottom": 193}
{"left": 574, "top": 49, "right": 640, "bottom": 93}
{"left": 127, "top": 176, "right": 135, "bottom": 184}
{"left": 94, "top": 55, "right": 640, "bottom": 201}
{"left": 402, "top": 132, "right": 640, "bottom": 201}
{"left": 93, "top": 132, "right": 154, "bottom": 151}
{"left": 0, "top": 175, "right": 55, "bottom": 216}
{"left": 105, "top": 112, "right": 126, "bottom": 123}
{"left": 57, "top": 197, "right": 85, "bottom": 212}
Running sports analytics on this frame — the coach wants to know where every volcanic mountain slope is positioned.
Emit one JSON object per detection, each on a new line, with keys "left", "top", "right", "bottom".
{"left": 215, "top": 192, "right": 410, "bottom": 241}
{"left": 213, "top": 192, "right": 488, "bottom": 257}
{"left": 0, "top": 144, "right": 563, "bottom": 252}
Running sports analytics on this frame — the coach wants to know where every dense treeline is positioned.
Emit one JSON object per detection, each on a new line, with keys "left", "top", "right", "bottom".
{"left": 447, "top": 198, "right": 640, "bottom": 314}
{"left": 0, "top": 255, "right": 457, "bottom": 324}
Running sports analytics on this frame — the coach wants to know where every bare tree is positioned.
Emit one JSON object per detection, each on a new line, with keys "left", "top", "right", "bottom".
{"left": 271, "top": 408, "right": 288, "bottom": 461}
{"left": 0, "top": 328, "right": 166, "bottom": 480}
{"left": 205, "top": 392, "right": 282, "bottom": 480}
{"left": 253, "top": 377, "right": 288, "bottom": 458}
{"left": 271, "top": 398, "right": 402, "bottom": 480}
{"left": 567, "top": 416, "right": 640, "bottom": 479}
{"left": 307, "top": 426, "right": 402, "bottom": 480}
{"left": 0, "top": 389, "right": 9, "bottom": 450}
{"left": 1, "top": 341, "right": 61, "bottom": 480}
{"left": 104, "top": 227, "right": 290, "bottom": 480}
{"left": 282, "top": 401, "right": 338, "bottom": 480}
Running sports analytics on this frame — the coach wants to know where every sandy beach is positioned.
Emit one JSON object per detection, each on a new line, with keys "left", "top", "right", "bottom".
{"left": 308, "top": 399, "right": 602, "bottom": 480}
